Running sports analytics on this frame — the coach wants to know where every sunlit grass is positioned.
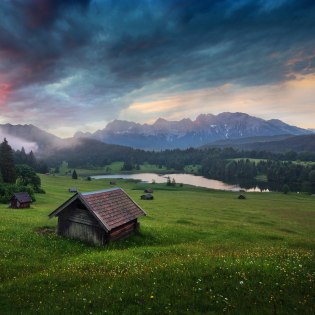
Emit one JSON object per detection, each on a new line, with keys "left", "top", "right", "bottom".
{"left": 0, "top": 175, "right": 314, "bottom": 314}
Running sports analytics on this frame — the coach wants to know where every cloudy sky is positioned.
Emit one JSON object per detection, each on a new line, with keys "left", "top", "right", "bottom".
{"left": 0, "top": 0, "right": 314, "bottom": 137}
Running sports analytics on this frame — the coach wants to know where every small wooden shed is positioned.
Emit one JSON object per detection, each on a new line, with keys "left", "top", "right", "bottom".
{"left": 10, "top": 192, "right": 32, "bottom": 209}
{"left": 141, "top": 193, "right": 154, "bottom": 200}
{"left": 49, "top": 188, "right": 146, "bottom": 245}
{"left": 68, "top": 187, "right": 77, "bottom": 193}
{"left": 144, "top": 188, "right": 154, "bottom": 193}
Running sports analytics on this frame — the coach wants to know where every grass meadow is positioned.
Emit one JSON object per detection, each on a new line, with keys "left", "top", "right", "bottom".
{"left": 0, "top": 175, "right": 314, "bottom": 314}
{"left": 76, "top": 162, "right": 172, "bottom": 176}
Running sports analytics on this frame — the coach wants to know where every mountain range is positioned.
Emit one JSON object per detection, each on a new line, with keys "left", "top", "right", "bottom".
{"left": 75, "top": 112, "right": 311, "bottom": 150}
{"left": 0, "top": 112, "right": 314, "bottom": 153}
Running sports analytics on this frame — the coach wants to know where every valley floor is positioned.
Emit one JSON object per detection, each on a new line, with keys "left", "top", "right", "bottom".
{"left": 0, "top": 175, "right": 314, "bottom": 314}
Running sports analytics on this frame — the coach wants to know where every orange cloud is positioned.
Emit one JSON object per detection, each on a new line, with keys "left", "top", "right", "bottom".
{"left": 119, "top": 75, "right": 315, "bottom": 128}
{"left": 123, "top": 84, "right": 232, "bottom": 115}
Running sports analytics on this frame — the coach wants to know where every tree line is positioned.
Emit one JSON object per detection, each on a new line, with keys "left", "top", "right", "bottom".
{"left": 0, "top": 139, "right": 45, "bottom": 203}
{"left": 200, "top": 157, "right": 315, "bottom": 193}
{"left": 42, "top": 138, "right": 315, "bottom": 170}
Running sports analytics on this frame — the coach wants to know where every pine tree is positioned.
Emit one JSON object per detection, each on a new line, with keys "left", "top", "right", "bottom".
{"left": 27, "top": 150, "right": 37, "bottom": 169}
{"left": 0, "top": 138, "right": 17, "bottom": 183}
{"left": 72, "top": 169, "right": 78, "bottom": 180}
{"left": 20, "top": 147, "right": 27, "bottom": 164}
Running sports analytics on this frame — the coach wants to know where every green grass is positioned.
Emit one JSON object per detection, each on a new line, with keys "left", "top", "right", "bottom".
{"left": 0, "top": 175, "right": 314, "bottom": 314}
{"left": 229, "top": 158, "right": 267, "bottom": 164}
{"left": 75, "top": 161, "right": 125, "bottom": 176}
{"left": 137, "top": 162, "right": 170, "bottom": 173}
{"left": 293, "top": 161, "right": 315, "bottom": 166}
{"left": 76, "top": 162, "right": 171, "bottom": 176}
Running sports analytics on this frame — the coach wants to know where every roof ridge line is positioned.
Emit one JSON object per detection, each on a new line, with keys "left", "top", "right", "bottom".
{"left": 81, "top": 187, "right": 121, "bottom": 195}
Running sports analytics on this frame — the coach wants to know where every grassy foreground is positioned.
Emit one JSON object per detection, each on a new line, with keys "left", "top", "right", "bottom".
{"left": 0, "top": 175, "right": 314, "bottom": 314}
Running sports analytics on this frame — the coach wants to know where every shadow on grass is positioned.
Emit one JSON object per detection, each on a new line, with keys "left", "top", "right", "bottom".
{"left": 34, "top": 226, "right": 192, "bottom": 251}
{"left": 175, "top": 219, "right": 196, "bottom": 225}
{"left": 34, "top": 226, "right": 55, "bottom": 235}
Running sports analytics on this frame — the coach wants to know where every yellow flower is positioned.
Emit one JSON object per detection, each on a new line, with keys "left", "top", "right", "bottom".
{"left": 150, "top": 295, "right": 154, "bottom": 299}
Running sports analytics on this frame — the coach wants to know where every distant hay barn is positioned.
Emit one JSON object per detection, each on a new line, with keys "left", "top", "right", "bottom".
{"left": 238, "top": 194, "right": 246, "bottom": 200}
{"left": 10, "top": 192, "right": 32, "bottom": 209}
{"left": 49, "top": 188, "right": 146, "bottom": 245}
{"left": 68, "top": 187, "right": 77, "bottom": 193}
{"left": 141, "top": 193, "right": 154, "bottom": 200}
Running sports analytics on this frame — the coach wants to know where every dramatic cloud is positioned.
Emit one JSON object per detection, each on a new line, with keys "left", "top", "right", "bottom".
{"left": 0, "top": 0, "right": 314, "bottom": 136}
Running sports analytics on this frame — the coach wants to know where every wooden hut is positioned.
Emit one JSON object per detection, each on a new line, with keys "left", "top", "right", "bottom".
{"left": 68, "top": 187, "right": 77, "bottom": 193}
{"left": 144, "top": 188, "right": 154, "bottom": 193}
{"left": 141, "top": 193, "right": 154, "bottom": 200}
{"left": 49, "top": 188, "right": 146, "bottom": 245}
{"left": 10, "top": 192, "right": 32, "bottom": 209}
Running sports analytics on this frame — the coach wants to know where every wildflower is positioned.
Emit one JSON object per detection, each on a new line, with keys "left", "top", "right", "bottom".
{"left": 150, "top": 295, "right": 154, "bottom": 299}
{"left": 240, "top": 281, "right": 244, "bottom": 285}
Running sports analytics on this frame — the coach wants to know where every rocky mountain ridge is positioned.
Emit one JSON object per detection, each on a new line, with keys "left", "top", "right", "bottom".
{"left": 75, "top": 112, "right": 311, "bottom": 149}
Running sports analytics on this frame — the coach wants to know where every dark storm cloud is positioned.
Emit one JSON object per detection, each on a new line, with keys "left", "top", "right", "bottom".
{"left": 102, "top": 0, "right": 315, "bottom": 87}
{"left": 0, "top": 0, "right": 315, "bottom": 131}
{"left": 12, "top": 0, "right": 91, "bottom": 28}
{"left": 0, "top": 0, "right": 92, "bottom": 89}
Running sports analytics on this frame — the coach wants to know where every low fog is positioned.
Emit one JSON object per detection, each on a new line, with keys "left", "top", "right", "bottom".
{"left": 0, "top": 131, "right": 38, "bottom": 153}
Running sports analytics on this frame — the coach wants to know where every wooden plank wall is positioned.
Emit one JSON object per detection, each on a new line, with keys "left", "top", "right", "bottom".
{"left": 109, "top": 220, "right": 138, "bottom": 241}
{"left": 57, "top": 206, "right": 107, "bottom": 245}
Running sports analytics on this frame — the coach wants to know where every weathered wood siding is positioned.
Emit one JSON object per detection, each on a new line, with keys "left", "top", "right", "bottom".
{"left": 10, "top": 199, "right": 30, "bottom": 209}
{"left": 19, "top": 202, "right": 30, "bottom": 209}
{"left": 109, "top": 219, "right": 138, "bottom": 241}
{"left": 57, "top": 205, "right": 107, "bottom": 245}
{"left": 10, "top": 200, "right": 17, "bottom": 208}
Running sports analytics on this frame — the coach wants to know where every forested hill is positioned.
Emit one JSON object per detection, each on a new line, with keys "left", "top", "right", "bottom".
{"left": 206, "top": 134, "right": 315, "bottom": 153}
{"left": 41, "top": 138, "right": 139, "bottom": 167}
{"left": 40, "top": 136, "right": 315, "bottom": 170}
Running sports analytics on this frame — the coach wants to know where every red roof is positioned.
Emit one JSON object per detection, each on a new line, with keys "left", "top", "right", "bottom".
{"left": 49, "top": 188, "right": 146, "bottom": 231}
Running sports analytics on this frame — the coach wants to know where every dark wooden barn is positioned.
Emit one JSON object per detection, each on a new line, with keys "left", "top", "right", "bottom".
{"left": 10, "top": 192, "right": 32, "bottom": 209}
{"left": 141, "top": 193, "right": 154, "bottom": 200}
{"left": 49, "top": 188, "right": 146, "bottom": 245}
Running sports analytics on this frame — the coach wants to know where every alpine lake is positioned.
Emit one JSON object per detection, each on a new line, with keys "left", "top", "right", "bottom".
{"left": 92, "top": 173, "right": 270, "bottom": 192}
